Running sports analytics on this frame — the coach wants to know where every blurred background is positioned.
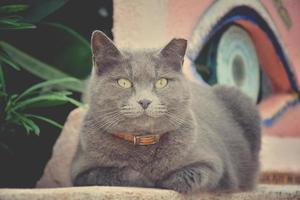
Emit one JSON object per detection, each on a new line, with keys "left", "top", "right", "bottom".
{"left": 0, "top": 0, "right": 299, "bottom": 188}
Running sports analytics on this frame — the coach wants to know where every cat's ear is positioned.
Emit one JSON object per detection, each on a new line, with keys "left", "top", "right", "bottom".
{"left": 91, "top": 30, "right": 121, "bottom": 59}
{"left": 160, "top": 38, "right": 187, "bottom": 61}
{"left": 91, "top": 30, "right": 122, "bottom": 75}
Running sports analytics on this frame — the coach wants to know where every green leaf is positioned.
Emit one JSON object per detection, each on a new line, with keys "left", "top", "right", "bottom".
{"left": 0, "top": 91, "right": 6, "bottom": 96}
{"left": 16, "top": 77, "right": 81, "bottom": 101}
{"left": 63, "top": 96, "right": 83, "bottom": 107}
{"left": 13, "top": 112, "right": 40, "bottom": 135}
{"left": 0, "top": 4, "right": 29, "bottom": 14}
{"left": 0, "top": 15, "right": 24, "bottom": 21}
{"left": 0, "top": 41, "right": 84, "bottom": 92}
{"left": 23, "top": 0, "right": 69, "bottom": 23}
{"left": 12, "top": 91, "right": 82, "bottom": 110}
{"left": 21, "top": 120, "right": 33, "bottom": 134}
{"left": 0, "top": 15, "right": 35, "bottom": 30}
{"left": 0, "top": 22, "right": 92, "bottom": 80}
{"left": 35, "top": 23, "right": 92, "bottom": 79}
{"left": 0, "top": 53, "right": 20, "bottom": 70}
{"left": 0, "top": 63, "right": 5, "bottom": 93}
{"left": 0, "top": 22, "right": 36, "bottom": 30}
{"left": 4, "top": 94, "right": 17, "bottom": 113}
{"left": 13, "top": 91, "right": 73, "bottom": 110}
{"left": 0, "top": 18, "right": 20, "bottom": 25}
{"left": 24, "top": 118, "right": 40, "bottom": 135}
{"left": 26, "top": 114, "right": 63, "bottom": 129}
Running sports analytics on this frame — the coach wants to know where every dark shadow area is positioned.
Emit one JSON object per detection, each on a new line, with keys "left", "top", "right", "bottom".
{"left": 0, "top": 0, "right": 113, "bottom": 187}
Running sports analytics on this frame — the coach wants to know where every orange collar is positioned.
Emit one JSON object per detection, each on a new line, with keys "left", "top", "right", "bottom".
{"left": 112, "top": 132, "right": 164, "bottom": 145}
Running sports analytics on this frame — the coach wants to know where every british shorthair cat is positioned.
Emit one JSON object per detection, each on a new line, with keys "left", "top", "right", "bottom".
{"left": 70, "top": 30, "right": 261, "bottom": 194}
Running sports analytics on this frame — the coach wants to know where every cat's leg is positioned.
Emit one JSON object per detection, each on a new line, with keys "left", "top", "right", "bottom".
{"left": 73, "top": 167, "right": 154, "bottom": 187}
{"left": 156, "top": 160, "right": 224, "bottom": 193}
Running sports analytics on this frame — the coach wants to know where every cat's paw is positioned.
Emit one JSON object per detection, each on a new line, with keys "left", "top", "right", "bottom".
{"left": 74, "top": 169, "right": 101, "bottom": 186}
{"left": 156, "top": 172, "right": 193, "bottom": 194}
{"left": 122, "top": 168, "right": 154, "bottom": 187}
{"left": 74, "top": 167, "right": 122, "bottom": 186}
{"left": 74, "top": 167, "right": 154, "bottom": 187}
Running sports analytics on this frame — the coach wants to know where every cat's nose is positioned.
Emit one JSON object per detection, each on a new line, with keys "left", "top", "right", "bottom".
{"left": 138, "top": 99, "right": 152, "bottom": 109}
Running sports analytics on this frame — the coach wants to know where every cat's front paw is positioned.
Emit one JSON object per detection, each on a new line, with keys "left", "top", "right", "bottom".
{"left": 74, "top": 167, "right": 124, "bottom": 186}
{"left": 74, "top": 167, "right": 154, "bottom": 187}
{"left": 74, "top": 169, "right": 102, "bottom": 186}
{"left": 156, "top": 171, "right": 193, "bottom": 194}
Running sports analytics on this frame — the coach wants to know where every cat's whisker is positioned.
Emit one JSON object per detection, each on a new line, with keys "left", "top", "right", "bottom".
{"left": 94, "top": 115, "right": 120, "bottom": 127}
{"left": 95, "top": 109, "right": 120, "bottom": 115}
{"left": 89, "top": 112, "right": 123, "bottom": 130}
{"left": 163, "top": 114, "right": 180, "bottom": 127}
{"left": 104, "top": 118, "right": 122, "bottom": 131}
{"left": 165, "top": 112, "right": 189, "bottom": 126}
{"left": 100, "top": 114, "right": 123, "bottom": 131}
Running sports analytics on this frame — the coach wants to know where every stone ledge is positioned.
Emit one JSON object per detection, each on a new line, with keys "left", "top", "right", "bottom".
{"left": 0, "top": 185, "right": 299, "bottom": 200}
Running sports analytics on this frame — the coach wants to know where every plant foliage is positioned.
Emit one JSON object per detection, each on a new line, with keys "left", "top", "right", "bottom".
{"left": 0, "top": 64, "right": 81, "bottom": 135}
{"left": 0, "top": 1, "right": 84, "bottom": 136}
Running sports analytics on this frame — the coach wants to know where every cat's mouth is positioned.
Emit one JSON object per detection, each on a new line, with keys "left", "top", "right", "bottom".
{"left": 123, "top": 110, "right": 165, "bottom": 118}
{"left": 121, "top": 110, "right": 165, "bottom": 118}
{"left": 120, "top": 105, "right": 167, "bottom": 118}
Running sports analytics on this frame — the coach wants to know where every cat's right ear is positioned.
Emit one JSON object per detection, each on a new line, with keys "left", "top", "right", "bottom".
{"left": 91, "top": 30, "right": 121, "bottom": 58}
{"left": 91, "top": 31, "right": 122, "bottom": 74}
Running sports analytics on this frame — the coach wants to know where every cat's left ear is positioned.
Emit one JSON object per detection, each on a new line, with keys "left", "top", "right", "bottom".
{"left": 91, "top": 30, "right": 121, "bottom": 58}
{"left": 159, "top": 38, "right": 187, "bottom": 62}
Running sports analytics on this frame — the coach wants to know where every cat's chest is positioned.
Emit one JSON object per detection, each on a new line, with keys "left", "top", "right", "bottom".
{"left": 107, "top": 137, "right": 190, "bottom": 179}
{"left": 87, "top": 130, "right": 195, "bottom": 179}
{"left": 107, "top": 141, "right": 165, "bottom": 166}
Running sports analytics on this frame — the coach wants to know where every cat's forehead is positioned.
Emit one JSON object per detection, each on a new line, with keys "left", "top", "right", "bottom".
{"left": 122, "top": 50, "right": 161, "bottom": 81}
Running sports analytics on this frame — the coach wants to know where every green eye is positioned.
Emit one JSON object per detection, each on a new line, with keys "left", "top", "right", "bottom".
{"left": 155, "top": 78, "right": 168, "bottom": 89}
{"left": 117, "top": 78, "right": 132, "bottom": 88}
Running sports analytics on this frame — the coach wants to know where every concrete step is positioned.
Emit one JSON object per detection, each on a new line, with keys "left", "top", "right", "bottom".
{"left": 0, "top": 185, "right": 299, "bottom": 200}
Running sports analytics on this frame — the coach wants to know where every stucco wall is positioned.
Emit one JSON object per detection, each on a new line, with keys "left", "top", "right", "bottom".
{"left": 113, "top": 0, "right": 168, "bottom": 49}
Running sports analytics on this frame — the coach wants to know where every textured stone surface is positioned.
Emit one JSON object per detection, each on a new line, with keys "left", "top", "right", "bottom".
{"left": 0, "top": 187, "right": 183, "bottom": 200}
{"left": 0, "top": 185, "right": 300, "bottom": 200}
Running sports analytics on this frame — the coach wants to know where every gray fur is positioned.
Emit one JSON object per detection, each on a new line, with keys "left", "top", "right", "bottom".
{"left": 71, "top": 30, "right": 261, "bottom": 193}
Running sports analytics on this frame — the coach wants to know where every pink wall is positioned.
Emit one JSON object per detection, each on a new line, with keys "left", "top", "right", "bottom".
{"left": 166, "top": 0, "right": 300, "bottom": 89}
{"left": 261, "top": 0, "right": 300, "bottom": 86}
{"left": 166, "top": 0, "right": 213, "bottom": 39}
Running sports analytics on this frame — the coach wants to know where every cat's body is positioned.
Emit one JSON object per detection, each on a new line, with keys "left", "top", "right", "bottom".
{"left": 71, "top": 31, "right": 261, "bottom": 193}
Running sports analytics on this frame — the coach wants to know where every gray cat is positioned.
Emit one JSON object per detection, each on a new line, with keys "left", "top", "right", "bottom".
{"left": 70, "top": 30, "right": 261, "bottom": 194}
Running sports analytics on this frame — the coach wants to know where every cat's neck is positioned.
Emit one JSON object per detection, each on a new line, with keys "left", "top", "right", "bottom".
{"left": 112, "top": 131, "right": 168, "bottom": 145}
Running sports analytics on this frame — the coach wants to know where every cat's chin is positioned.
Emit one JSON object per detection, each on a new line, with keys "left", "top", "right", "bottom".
{"left": 145, "top": 113, "right": 164, "bottom": 118}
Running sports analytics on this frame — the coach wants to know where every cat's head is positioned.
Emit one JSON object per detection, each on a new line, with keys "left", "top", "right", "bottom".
{"left": 87, "top": 30, "right": 191, "bottom": 134}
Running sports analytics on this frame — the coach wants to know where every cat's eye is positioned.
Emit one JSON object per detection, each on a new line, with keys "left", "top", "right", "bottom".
{"left": 117, "top": 78, "right": 132, "bottom": 88}
{"left": 118, "top": 78, "right": 132, "bottom": 88}
{"left": 155, "top": 78, "right": 168, "bottom": 89}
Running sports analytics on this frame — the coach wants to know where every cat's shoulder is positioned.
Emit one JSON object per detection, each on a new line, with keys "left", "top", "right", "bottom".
{"left": 212, "top": 85, "right": 256, "bottom": 108}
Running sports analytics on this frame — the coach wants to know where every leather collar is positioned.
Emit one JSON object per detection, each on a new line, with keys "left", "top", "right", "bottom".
{"left": 112, "top": 132, "right": 164, "bottom": 145}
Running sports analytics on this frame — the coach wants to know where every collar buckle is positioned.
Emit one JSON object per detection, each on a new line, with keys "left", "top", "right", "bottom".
{"left": 133, "top": 135, "right": 160, "bottom": 145}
